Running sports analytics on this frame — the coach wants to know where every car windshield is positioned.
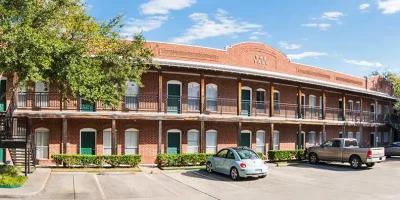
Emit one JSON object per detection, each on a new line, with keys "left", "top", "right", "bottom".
{"left": 234, "top": 149, "right": 259, "bottom": 159}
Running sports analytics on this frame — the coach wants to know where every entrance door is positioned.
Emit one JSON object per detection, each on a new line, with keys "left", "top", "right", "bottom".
{"left": 81, "top": 100, "right": 95, "bottom": 112}
{"left": 0, "top": 80, "right": 6, "bottom": 112}
{"left": 296, "top": 94, "right": 305, "bottom": 118}
{"left": 0, "top": 148, "right": 4, "bottom": 163}
{"left": 338, "top": 99, "right": 343, "bottom": 121}
{"left": 240, "top": 132, "right": 251, "bottom": 148}
{"left": 241, "top": 89, "right": 251, "bottom": 116}
{"left": 297, "top": 132, "right": 305, "bottom": 149}
{"left": 81, "top": 131, "right": 96, "bottom": 155}
{"left": 167, "top": 83, "right": 181, "bottom": 113}
{"left": 167, "top": 132, "right": 180, "bottom": 154}
{"left": 370, "top": 104, "right": 375, "bottom": 122}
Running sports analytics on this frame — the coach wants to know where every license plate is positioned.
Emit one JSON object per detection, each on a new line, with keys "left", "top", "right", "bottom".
{"left": 256, "top": 169, "right": 262, "bottom": 173}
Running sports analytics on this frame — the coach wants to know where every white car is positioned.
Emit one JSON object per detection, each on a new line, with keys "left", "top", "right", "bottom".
{"left": 206, "top": 147, "right": 268, "bottom": 180}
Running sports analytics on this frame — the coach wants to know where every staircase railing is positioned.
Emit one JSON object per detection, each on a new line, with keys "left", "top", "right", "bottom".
{"left": 1, "top": 96, "right": 16, "bottom": 140}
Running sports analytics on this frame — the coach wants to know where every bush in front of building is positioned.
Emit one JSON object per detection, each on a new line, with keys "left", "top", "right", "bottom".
{"left": 157, "top": 153, "right": 214, "bottom": 167}
{"left": 0, "top": 165, "right": 27, "bottom": 188}
{"left": 51, "top": 154, "right": 142, "bottom": 168}
{"left": 268, "top": 150, "right": 305, "bottom": 161}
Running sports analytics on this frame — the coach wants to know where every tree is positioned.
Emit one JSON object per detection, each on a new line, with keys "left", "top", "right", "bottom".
{"left": 382, "top": 71, "right": 400, "bottom": 111}
{"left": 0, "top": 0, "right": 155, "bottom": 107}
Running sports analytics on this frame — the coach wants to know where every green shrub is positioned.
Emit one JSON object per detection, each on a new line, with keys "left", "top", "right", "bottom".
{"left": 157, "top": 153, "right": 214, "bottom": 167}
{"left": 0, "top": 175, "right": 27, "bottom": 186}
{"left": 51, "top": 154, "right": 142, "bottom": 168}
{"left": 0, "top": 165, "right": 20, "bottom": 176}
{"left": 268, "top": 150, "right": 305, "bottom": 161}
{"left": 256, "top": 152, "right": 263, "bottom": 159}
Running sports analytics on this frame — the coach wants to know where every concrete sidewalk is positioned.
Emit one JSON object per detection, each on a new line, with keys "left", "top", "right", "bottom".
{"left": 0, "top": 168, "right": 51, "bottom": 198}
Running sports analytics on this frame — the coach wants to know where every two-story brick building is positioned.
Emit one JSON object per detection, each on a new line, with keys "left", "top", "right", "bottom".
{"left": 0, "top": 42, "right": 397, "bottom": 165}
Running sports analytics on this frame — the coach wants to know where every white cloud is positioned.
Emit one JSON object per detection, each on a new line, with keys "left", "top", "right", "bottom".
{"left": 359, "top": 3, "right": 370, "bottom": 10}
{"left": 287, "top": 52, "right": 327, "bottom": 60}
{"left": 171, "top": 9, "right": 262, "bottom": 44}
{"left": 249, "top": 31, "right": 270, "bottom": 40}
{"left": 140, "top": 0, "right": 196, "bottom": 15}
{"left": 279, "top": 41, "right": 301, "bottom": 50}
{"left": 378, "top": 0, "right": 400, "bottom": 14}
{"left": 301, "top": 23, "right": 331, "bottom": 30}
{"left": 121, "top": 16, "right": 169, "bottom": 36}
{"left": 322, "top": 12, "right": 345, "bottom": 20}
{"left": 343, "top": 59, "right": 383, "bottom": 68}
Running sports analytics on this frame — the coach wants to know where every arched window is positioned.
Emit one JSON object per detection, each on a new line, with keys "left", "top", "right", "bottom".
{"left": 18, "top": 85, "right": 27, "bottom": 107}
{"left": 273, "top": 130, "right": 280, "bottom": 150}
{"left": 125, "top": 81, "right": 139, "bottom": 109}
{"left": 206, "top": 84, "right": 217, "bottom": 111}
{"left": 35, "top": 81, "right": 49, "bottom": 107}
{"left": 187, "top": 129, "right": 199, "bottom": 153}
{"left": 370, "top": 103, "right": 376, "bottom": 122}
{"left": 273, "top": 90, "right": 280, "bottom": 114}
{"left": 35, "top": 128, "right": 49, "bottom": 159}
{"left": 309, "top": 95, "right": 317, "bottom": 117}
{"left": 206, "top": 130, "right": 217, "bottom": 153}
{"left": 256, "top": 130, "right": 266, "bottom": 154}
{"left": 309, "top": 131, "right": 316, "bottom": 147}
{"left": 355, "top": 101, "right": 361, "bottom": 117}
{"left": 348, "top": 132, "right": 354, "bottom": 139}
{"left": 103, "top": 128, "right": 112, "bottom": 155}
{"left": 256, "top": 89, "right": 266, "bottom": 113}
{"left": 188, "top": 82, "right": 200, "bottom": 111}
{"left": 125, "top": 128, "right": 139, "bottom": 155}
{"left": 356, "top": 132, "right": 361, "bottom": 145}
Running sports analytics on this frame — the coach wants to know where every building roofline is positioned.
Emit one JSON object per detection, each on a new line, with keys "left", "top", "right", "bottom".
{"left": 154, "top": 58, "right": 396, "bottom": 100}
{"left": 291, "top": 62, "right": 365, "bottom": 80}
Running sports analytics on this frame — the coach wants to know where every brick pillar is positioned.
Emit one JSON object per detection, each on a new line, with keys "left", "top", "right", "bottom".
{"left": 297, "top": 124, "right": 302, "bottom": 149}
{"left": 237, "top": 122, "right": 242, "bottom": 147}
{"left": 360, "top": 97, "right": 363, "bottom": 122}
{"left": 322, "top": 124, "right": 326, "bottom": 142}
{"left": 111, "top": 119, "right": 117, "bottom": 155}
{"left": 321, "top": 90, "right": 326, "bottom": 120}
{"left": 342, "top": 94, "right": 346, "bottom": 121}
{"left": 158, "top": 70, "right": 163, "bottom": 113}
{"left": 375, "top": 99, "right": 378, "bottom": 122}
{"left": 62, "top": 118, "right": 67, "bottom": 154}
{"left": 359, "top": 125, "right": 363, "bottom": 146}
{"left": 157, "top": 120, "right": 162, "bottom": 154}
{"left": 237, "top": 78, "right": 242, "bottom": 116}
{"left": 269, "top": 123, "right": 274, "bottom": 150}
{"left": 269, "top": 83, "right": 274, "bottom": 117}
{"left": 297, "top": 88, "right": 302, "bottom": 119}
{"left": 200, "top": 121, "right": 205, "bottom": 153}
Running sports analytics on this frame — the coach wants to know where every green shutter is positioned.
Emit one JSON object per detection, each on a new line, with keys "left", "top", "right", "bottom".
{"left": 167, "top": 132, "right": 180, "bottom": 154}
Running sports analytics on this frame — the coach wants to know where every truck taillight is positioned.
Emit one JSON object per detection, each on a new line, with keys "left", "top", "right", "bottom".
{"left": 367, "top": 150, "right": 372, "bottom": 158}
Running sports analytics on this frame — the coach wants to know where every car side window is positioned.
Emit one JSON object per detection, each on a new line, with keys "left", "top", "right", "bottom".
{"left": 226, "top": 150, "right": 235, "bottom": 159}
{"left": 332, "top": 140, "right": 341, "bottom": 148}
{"left": 322, "top": 140, "right": 333, "bottom": 147}
{"left": 217, "top": 149, "right": 228, "bottom": 158}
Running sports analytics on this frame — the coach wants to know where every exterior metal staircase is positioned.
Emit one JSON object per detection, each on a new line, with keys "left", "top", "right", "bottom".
{"left": 387, "top": 113, "right": 400, "bottom": 142}
{"left": 0, "top": 97, "right": 35, "bottom": 175}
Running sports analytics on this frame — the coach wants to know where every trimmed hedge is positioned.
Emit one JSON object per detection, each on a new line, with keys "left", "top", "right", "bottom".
{"left": 51, "top": 154, "right": 142, "bottom": 168}
{"left": 268, "top": 150, "right": 305, "bottom": 161}
{"left": 157, "top": 153, "right": 214, "bottom": 167}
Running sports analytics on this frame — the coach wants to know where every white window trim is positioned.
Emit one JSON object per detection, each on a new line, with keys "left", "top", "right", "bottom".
{"left": 206, "top": 129, "right": 217, "bottom": 153}
{"left": 125, "top": 128, "right": 139, "bottom": 155}
{"left": 187, "top": 129, "right": 200, "bottom": 153}
{"left": 103, "top": 128, "right": 112, "bottom": 155}
{"left": 166, "top": 129, "right": 182, "bottom": 154}
{"left": 348, "top": 131, "right": 354, "bottom": 139}
{"left": 35, "top": 128, "right": 49, "bottom": 159}
{"left": 309, "top": 131, "right": 316, "bottom": 147}
{"left": 273, "top": 130, "right": 280, "bottom": 150}
{"left": 79, "top": 128, "right": 97, "bottom": 155}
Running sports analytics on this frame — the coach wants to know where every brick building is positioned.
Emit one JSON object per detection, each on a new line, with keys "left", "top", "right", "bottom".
{"left": 0, "top": 42, "right": 397, "bottom": 165}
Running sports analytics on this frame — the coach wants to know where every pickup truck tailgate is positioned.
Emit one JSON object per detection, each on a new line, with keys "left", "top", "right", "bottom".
{"left": 370, "top": 148, "right": 385, "bottom": 158}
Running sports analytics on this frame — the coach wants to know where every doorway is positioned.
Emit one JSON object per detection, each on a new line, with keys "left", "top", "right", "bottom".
{"left": 297, "top": 132, "right": 305, "bottom": 149}
{"left": 167, "top": 131, "right": 181, "bottom": 154}
{"left": 80, "top": 130, "right": 96, "bottom": 155}
{"left": 241, "top": 87, "right": 251, "bottom": 116}
{"left": 240, "top": 131, "right": 251, "bottom": 148}
{"left": 167, "top": 81, "right": 181, "bottom": 114}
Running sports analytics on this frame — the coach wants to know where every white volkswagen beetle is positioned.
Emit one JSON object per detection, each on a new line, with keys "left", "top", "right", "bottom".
{"left": 206, "top": 147, "right": 268, "bottom": 180}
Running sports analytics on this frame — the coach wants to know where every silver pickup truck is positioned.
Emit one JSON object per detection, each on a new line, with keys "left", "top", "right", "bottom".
{"left": 307, "top": 138, "right": 385, "bottom": 169}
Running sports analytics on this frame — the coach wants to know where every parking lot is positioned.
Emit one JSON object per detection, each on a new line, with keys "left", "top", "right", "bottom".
{"left": 21, "top": 157, "right": 400, "bottom": 200}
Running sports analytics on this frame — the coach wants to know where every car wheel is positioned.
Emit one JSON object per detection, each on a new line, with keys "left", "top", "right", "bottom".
{"left": 308, "top": 153, "right": 319, "bottom": 164}
{"left": 206, "top": 162, "right": 213, "bottom": 173}
{"left": 366, "top": 163, "right": 375, "bottom": 168}
{"left": 230, "top": 167, "right": 240, "bottom": 181}
{"left": 350, "top": 156, "right": 362, "bottom": 169}
{"left": 258, "top": 175, "right": 267, "bottom": 178}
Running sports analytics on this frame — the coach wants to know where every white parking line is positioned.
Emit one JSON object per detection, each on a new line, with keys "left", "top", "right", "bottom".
{"left": 93, "top": 174, "right": 107, "bottom": 200}
{"left": 192, "top": 171, "right": 244, "bottom": 190}
{"left": 144, "top": 174, "right": 180, "bottom": 196}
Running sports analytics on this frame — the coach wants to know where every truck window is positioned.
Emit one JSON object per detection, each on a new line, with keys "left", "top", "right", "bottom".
{"left": 332, "top": 140, "right": 341, "bottom": 147}
{"left": 344, "top": 140, "right": 358, "bottom": 147}
{"left": 322, "top": 140, "right": 333, "bottom": 147}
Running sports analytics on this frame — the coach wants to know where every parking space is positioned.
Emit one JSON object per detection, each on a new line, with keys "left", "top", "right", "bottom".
{"left": 26, "top": 158, "right": 400, "bottom": 200}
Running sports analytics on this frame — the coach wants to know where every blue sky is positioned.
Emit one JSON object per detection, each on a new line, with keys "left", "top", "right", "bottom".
{"left": 85, "top": 0, "right": 400, "bottom": 77}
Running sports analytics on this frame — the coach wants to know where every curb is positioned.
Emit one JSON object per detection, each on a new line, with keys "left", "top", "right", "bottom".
{"left": 0, "top": 168, "right": 51, "bottom": 198}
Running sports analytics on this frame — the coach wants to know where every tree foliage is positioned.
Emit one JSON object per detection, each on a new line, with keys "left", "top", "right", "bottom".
{"left": 382, "top": 71, "right": 400, "bottom": 110}
{"left": 0, "top": 0, "right": 155, "bottom": 106}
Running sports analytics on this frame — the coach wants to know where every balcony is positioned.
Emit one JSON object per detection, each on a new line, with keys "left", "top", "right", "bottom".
{"left": 16, "top": 92, "right": 386, "bottom": 123}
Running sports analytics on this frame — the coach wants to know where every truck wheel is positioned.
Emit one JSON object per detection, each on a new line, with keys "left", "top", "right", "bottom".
{"left": 308, "top": 153, "right": 319, "bottom": 164}
{"left": 350, "top": 156, "right": 362, "bottom": 169}
{"left": 366, "top": 163, "right": 375, "bottom": 168}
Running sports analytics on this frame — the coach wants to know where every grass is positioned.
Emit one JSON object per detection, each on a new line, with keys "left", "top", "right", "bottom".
{"left": 51, "top": 167, "right": 142, "bottom": 173}
{"left": 159, "top": 166, "right": 205, "bottom": 171}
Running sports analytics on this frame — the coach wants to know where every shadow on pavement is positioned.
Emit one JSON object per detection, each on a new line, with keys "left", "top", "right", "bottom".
{"left": 180, "top": 169, "right": 260, "bottom": 182}
{"left": 289, "top": 162, "right": 374, "bottom": 172}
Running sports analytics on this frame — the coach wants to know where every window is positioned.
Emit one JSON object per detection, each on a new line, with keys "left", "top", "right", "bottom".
{"left": 206, "top": 84, "right": 217, "bottom": 111}
{"left": 332, "top": 140, "right": 341, "bottom": 147}
{"left": 125, "top": 81, "right": 139, "bottom": 109}
{"left": 235, "top": 148, "right": 259, "bottom": 159}
{"left": 355, "top": 101, "right": 361, "bottom": 116}
{"left": 35, "top": 81, "right": 49, "bottom": 107}
{"left": 188, "top": 82, "right": 200, "bottom": 111}
{"left": 18, "top": 85, "right": 27, "bottom": 107}
{"left": 309, "top": 95, "right": 317, "bottom": 117}
{"left": 370, "top": 104, "right": 376, "bottom": 122}
{"left": 226, "top": 150, "right": 235, "bottom": 159}
{"left": 187, "top": 130, "right": 199, "bottom": 153}
{"left": 348, "top": 132, "right": 353, "bottom": 139}
{"left": 35, "top": 128, "right": 49, "bottom": 159}
{"left": 274, "top": 91, "right": 280, "bottom": 114}
{"left": 206, "top": 130, "right": 217, "bottom": 153}
{"left": 273, "top": 131, "right": 279, "bottom": 150}
{"left": 377, "top": 104, "right": 382, "bottom": 114}
{"left": 356, "top": 132, "right": 361, "bottom": 143}
{"left": 309, "top": 132, "right": 316, "bottom": 147}
{"left": 339, "top": 132, "right": 343, "bottom": 138}
{"left": 256, "top": 130, "right": 266, "bottom": 155}
{"left": 319, "top": 132, "right": 323, "bottom": 145}
{"left": 383, "top": 105, "right": 389, "bottom": 119}
{"left": 103, "top": 129, "right": 112, "bottom": 155}
{"left": 348, "top": 100, "right": 353, "bottom": 118}
{"left": 125, "top": 129, "right": 138, "bottom": 154}
{"left": 322, "top": 140, "right": 333, "bottom": 148}
{"left": 216, "top": 149, "right": 228, "bottom": 158}
{"left": 256, "top": 89, "right": 266, "bottom": 113}
{"left": 344, "top": 140, "right": 358, "bottom": 147}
